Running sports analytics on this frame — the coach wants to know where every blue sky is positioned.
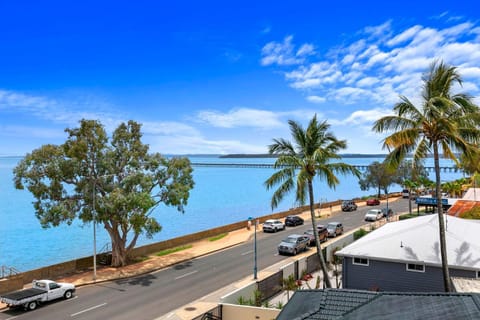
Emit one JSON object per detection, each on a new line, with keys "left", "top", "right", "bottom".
{"left": 1, "top": 1, "right": 480, "bottom": 156}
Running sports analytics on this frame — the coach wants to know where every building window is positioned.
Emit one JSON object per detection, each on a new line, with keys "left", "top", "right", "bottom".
{"left": 477, "top": 270, "right": 480, "bottom": 278}
{"left": 353, "top": 257, "right": 369, "bottom": 266}
{"left": 406, "top": 263, "right": 425, "bottom": 272}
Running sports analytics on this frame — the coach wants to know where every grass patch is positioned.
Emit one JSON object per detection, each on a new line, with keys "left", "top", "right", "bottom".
{"left": 399, "top": 213, "right": 420, "bottom": 220}
{"left": 155, "top": 244, "right": 193, "bottom": 256}
{"left": 131, "top": 256, "right": 150, "bottom": 263}
{"left": 208, "top": 233, "right": 228, "bottom": 242}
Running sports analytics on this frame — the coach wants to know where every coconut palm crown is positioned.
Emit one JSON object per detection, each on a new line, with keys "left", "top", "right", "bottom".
{"left": 373, "top": 60, "right": 480, "bottom": 292}
{"left": 265, "top": 114, "right": 360, "bottom": 288}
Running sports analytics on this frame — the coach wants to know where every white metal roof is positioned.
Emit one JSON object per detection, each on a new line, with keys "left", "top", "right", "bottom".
{"left": 462, "top": 188, "right": 480, "bottom": 201}
{"left": 336, "top": 215, "right": 480, "bottom": 270}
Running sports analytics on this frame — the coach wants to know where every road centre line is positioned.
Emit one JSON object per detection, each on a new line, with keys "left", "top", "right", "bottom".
{"left": 71, "top": 302, "right": 107, "bottom": 317}
{"left": 175, "top": 270, "right": 198, "bottom": 280}
{"left": 241, "top": 250, "right": 253, "bottom": 255}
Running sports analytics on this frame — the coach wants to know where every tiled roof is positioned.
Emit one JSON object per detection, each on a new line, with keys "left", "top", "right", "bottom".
{"left": 447, "top": 200, "right": 480, "bottom": 217}
{"left": 276, "top": 289, "right": 480, "bottom": 320}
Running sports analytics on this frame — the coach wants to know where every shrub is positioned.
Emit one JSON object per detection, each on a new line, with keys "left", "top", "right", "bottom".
{"left": 353, "top": 228, "right": 369, "bottom": 240}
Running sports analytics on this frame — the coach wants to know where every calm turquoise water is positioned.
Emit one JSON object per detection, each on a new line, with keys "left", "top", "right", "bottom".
{"left": 0, "top": 156, "right": 462, "bottom": 271}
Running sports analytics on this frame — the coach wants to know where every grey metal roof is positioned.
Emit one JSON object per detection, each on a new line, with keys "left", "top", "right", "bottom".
{"left": 276, "top": 289, "right": 480, "bottom": 320}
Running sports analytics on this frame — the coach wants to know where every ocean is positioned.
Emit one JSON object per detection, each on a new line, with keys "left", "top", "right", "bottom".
{"left": 0, "top": 155, "right": 462, "bottom": 272}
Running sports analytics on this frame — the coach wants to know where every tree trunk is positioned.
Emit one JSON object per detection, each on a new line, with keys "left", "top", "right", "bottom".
{"left": 434, "top": 143, "right": 451, "bottom": 292}
{"left": 308, "top": 180, "right": 332, "bottom": 288}
{"left": 106, "top": 226, "right": 129, "bottom": 267}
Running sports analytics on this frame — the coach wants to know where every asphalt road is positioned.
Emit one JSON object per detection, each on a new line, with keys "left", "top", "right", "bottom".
{"left": 0, "top": 198, "right": 409, "bottom": 320}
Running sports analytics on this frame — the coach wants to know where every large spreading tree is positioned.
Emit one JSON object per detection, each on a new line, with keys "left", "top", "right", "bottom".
{"left": 265, "top": 115, "right": 359, "bottom": 288}
{"left": 372, "top": 61, "right": 480, "bottom": 292}
{"left": 358, "top": 161, "right": 401, "bottom": 198}
{"left": 14, "top": 119, "right": 194, "bottom": 267}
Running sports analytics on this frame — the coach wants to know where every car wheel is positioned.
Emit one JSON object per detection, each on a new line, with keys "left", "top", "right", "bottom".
{"left": 26, "top": 301, "right": 37, "bottom": 311}
{"left": 274, "top": 227, "right": 277, "bottom": 232}
{"left": 293, "top": 249, "right": 297, "bottom": 255}
{"left": 64, "top": 290, "right": 73, "bottom": 299}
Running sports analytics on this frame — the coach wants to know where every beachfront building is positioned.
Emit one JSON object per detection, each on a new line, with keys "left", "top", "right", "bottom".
{"left": 336, "top": 215, "right": 480, "bottom": 292}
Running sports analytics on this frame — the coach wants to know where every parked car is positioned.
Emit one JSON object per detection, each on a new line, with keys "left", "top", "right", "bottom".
{"left": 341, "top": 200, "right": 357, "bottom": 212}
{"left": 366, "top": 198, "right": 380, "bottom": 206}
{"left": 277, "top": 234, "right": 310, "bottom": 255}
{"left": 364, "top": 209, "right": 383, "bottom": 221}
{"left": 326, "top": 222, "right": 344, "bottom": 237}
{"left": 382, "top": 207, "right": 394, "bottom": 217}
{"left": 402, "top": 189, "right": 410, "bottom": 198}
{"left": 303, "top": 226, "right": 328, "bottom": 245}
{"left": 285, "top": 215, "right": 304, "bottom": 226}
{"left": 262, "top": 219, "right": 285, "bottom": 233}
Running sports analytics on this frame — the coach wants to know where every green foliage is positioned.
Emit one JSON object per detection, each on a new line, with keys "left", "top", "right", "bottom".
{"left": 253, "top": 289, "right": 263, "bottom": 307}
{"left": 460, "top": 206, "right": 480, "bottom": 219}
{"left": 275, "top": 301, "right": 284, "bottom": 309}
{"left": 236, "top": 290, "right": 264, "bottom": 307}
{"left": 353, "top": 228, "right": 369, "bottom": 240}
{"left": 358, "top": 161, "right": 401, "bottom": 197}
{"left": 13, "top": 119, "right": 195, "bottom": 267}
{"left": 155, "top": 245, "right": 193, "bottom": 256}
{"left": 399, "top": 213, "right": 419, "bottom": 220}
{"left": 208, "top": 233, "right": 228, "bottom": 242}
{"left": 237, "top": 296, "right": 249, "bottom": 305}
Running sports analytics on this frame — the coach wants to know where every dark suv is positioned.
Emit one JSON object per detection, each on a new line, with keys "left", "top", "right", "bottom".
{"left": 285, "top": 215, "right": 304, "bottom": 226}
{"left": 341, "top": 200, "right": 357, "bottom": 212}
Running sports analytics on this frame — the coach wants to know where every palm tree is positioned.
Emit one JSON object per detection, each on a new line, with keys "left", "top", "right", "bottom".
{"left": 373, "top": 60, "right": 480, "bottom": 292}
{"left": 265, "top": 115, "right": 360, "bottom": 289}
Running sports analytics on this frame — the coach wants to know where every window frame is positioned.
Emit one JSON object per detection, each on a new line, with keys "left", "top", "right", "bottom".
{"left": 352, "top": 257, "right": 369, "bottom": 266}
{"left": 406, "top": 263, "right": 425, "bottom": 273}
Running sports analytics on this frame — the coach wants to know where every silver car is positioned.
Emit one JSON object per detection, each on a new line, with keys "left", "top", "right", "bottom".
{"left": 277, "top": 234, "right": 310, "bottom": 255}
{"left": 326, "top": 222, "right": 344, "bottom": 237}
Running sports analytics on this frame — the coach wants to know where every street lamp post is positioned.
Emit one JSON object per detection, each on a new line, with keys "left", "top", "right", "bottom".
{"left": 92, "top": 180, "right": 97, "bottom": 281}
{"left": 253, "top": 218, "right": 258, "bottom": 280}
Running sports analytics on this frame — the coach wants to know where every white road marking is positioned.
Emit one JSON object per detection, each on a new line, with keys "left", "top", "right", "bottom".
{"left": 6, "top": 316, "right": 19, "bottom": 320}
{"left": 241, "top": 250, "right": 253, "bottom": 255}
{"left": 175, "top": 270, "right": 198, "bottom": 280}
{"left": 70, "top": 302, "right": 107, "bottom": 317}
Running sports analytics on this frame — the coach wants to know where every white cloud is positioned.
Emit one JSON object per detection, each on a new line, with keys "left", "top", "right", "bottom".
{"left": 387, "top": 25, "right": 423, "bottom": 46}
{"left": 296, "top": 43, "right": 315, "bottom": 57}
{"left": 306, "top": 95, "right": 326, "bottom": 103}
{"left": 262, "top": 18, "right": 480, "bottom": 109}
{"left": 196, "top": 108, "right": 283, "bottom": 129}
{"left": 0, "top": 125, "right": 66, "bottom": 139}
{"left": 363, "top": 20, "right": 392, "bottom": 39}
{"left": 261, "top": 35, "right": 314, "bottom": 66}
{"left": 344, "top": 108, "right": 393, "bottom": 125}
{"left": 357, "top": 77, "right": 379, "bottom": 87}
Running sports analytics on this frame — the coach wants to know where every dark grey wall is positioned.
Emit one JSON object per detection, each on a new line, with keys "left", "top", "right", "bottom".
{"left": 342, "top": 257, "right": 476, "bottom": 292}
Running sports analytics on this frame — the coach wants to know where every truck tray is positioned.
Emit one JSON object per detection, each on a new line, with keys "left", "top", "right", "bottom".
{"left": 0, "top": 288, "right": 46, "bottom": 301}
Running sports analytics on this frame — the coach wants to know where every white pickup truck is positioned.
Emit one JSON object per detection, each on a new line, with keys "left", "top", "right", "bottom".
{"left": 0, "top": 279, "right": 75, "bottom": 311}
